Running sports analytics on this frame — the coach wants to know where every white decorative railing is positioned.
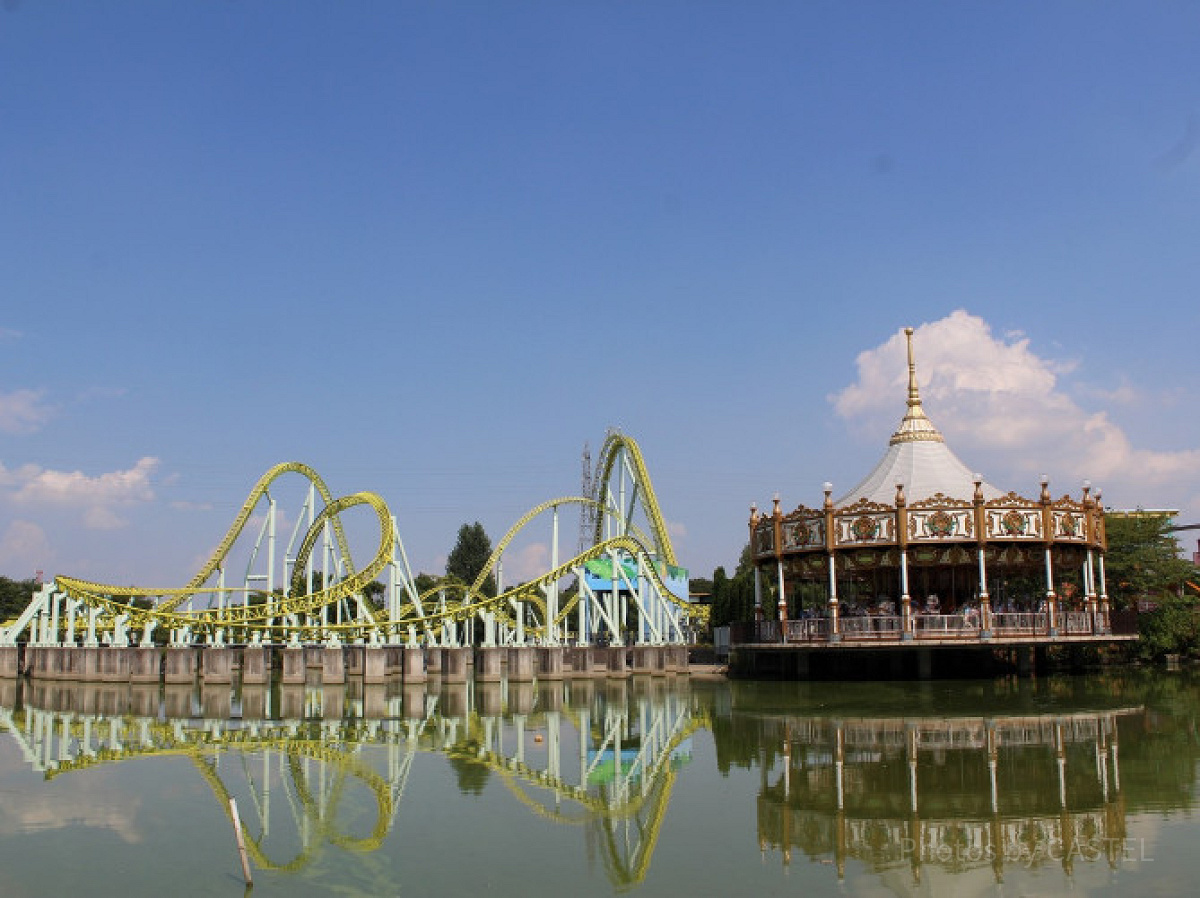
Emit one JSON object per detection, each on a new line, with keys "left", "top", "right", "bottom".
{"left": 840, "top": 616, "right": 903, "bottom": 639}
{"left": 1063, "top": 612, "right": 1093, "bottom": 635}
{"left": 991, "top": 612, "right": 1048, "bottom": 635}
{"left": 913, "top": 614, "right": 979, "bottom": 637}
{"left": 785, "top": 618, "right": 830, "bottom": 642}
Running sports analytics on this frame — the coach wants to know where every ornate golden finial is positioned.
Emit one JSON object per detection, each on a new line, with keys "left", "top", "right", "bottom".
{"left": 889, "top": 326, "right": 945, "bottom": 446}
{"left": 906, "top": 326, "right": 920, "bottom": 409}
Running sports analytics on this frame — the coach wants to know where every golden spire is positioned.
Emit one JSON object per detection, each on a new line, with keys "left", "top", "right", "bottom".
{"left": 889, "top": 326, "right": 945, "bottom": 445}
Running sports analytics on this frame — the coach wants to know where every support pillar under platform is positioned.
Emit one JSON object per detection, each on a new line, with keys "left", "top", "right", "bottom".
{"left": 475, "top": 647, "right": 503, "bottom": 682}
{"left": 281, "top": 647, "right": 306, "bottom": 684}
{"left": 362, "top": 647, "right": 387, "bottom": 684}
{"left": 322, "top": 647, "right": 346, "bottom": 685}
{"left": 538, "top": 646, "right": 565, "bottom": 680}
{"left": 201, "top": 647, "right": 234, "bottom": 685}
{"left": 0, "top": 646, "right": 18, "bottom": 678}
{"left": 129, "top": 646, "right": 162, "bottom": 684}
{"left": 606, "top": 646, "right": 629, "bottom": 677}
{"left": 241, "top": 646, "right": 271, "bottom": 685}
{"left": 403, "top": 646, "right": 426, "bottom": 684}
{"left": 164, "top": 647, "right": 197, "bottom": 684}
{"left": 507, "top": 646, "right": 535, "bottom": 682}
{"left": 442, "top": 647, "right": 470, "bottom": 683}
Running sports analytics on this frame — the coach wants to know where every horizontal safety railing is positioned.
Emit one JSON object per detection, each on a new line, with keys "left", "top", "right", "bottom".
{"left": 991, "top": 612, "right": 1048, "bottom": 635}
{"left": 839, "top": 616, "right": 903, "bottom": 639}
{"left": 784, "top": 618, "right": 830, "bottom": 642}
{"left": 912, "top": 613, "right": 980, "bottom": 637}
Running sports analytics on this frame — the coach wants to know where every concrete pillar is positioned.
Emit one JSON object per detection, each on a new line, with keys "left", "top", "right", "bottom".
{"left": 540, "top": 646, "right": 565, "bottom": 680}
{"left": 425, "top": 647, "right": 443, "bottom": 676}
{"left": 507, "top": 646, "right": 535, "bottom": 682}
{"left": 606, "top": 646, "right": 629, "bottom": 678}
{"left": 476, "top": 647, "right": 503, "bottom": 682}
{"left": 344, "top": 645, "right": 364, "bottom": 678}
{"left": 241, "top": 646, "right": 271, "bottom": 685}
{"left": 362, "top": 647, "right": 387, "bottom": 684}
{"left": 566, "top": 646, "right": 595, "bottom": 677}
{"left": 386, "top": 646, "right": 404, "bottom": 676}
{"left": 78, "top": 646, "right": 103, "bottom": 682}
{"left": 281, "top": 647, "right": 306, "bottom": 684}
{"left": 0, "top": 646, "right": 18, "bottom": 678}
{"left": 442, "top": 647, "right": 469, "bottom": 684}
{"left": 322, "top": 647, "right": 346, "bottom": 685}
{"left": 100, "top": 648, "right": 131, "bottom": 683}
{"left": 129, "top": 647, "right": 162, "bottom": 684}
{"left": 630, "top": 646, "right": 653, "bottom": 675}
{"left": 164, "top": 647, "right": 198, "bottom": 684}
{"left": 202, "top": 647, "right": 234, "bottom": 685}
{"left": 22, "top": 647, "right": 42, "bottom": 680}
{"left": 403, "top": 646, "right": 426, "bottom": 684}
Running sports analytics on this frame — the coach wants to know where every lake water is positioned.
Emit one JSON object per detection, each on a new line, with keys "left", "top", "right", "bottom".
{"left": 1, "top": 669, "right": 1197, "bottom": 897}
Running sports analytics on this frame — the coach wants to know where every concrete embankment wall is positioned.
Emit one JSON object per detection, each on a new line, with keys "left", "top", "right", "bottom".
{"left": 3, "top": 643, "right": 689, "bottom": 686}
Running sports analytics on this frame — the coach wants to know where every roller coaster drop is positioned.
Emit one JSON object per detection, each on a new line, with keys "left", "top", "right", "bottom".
{"left": 1, "top": 432, "right": 696, "bottom": 650}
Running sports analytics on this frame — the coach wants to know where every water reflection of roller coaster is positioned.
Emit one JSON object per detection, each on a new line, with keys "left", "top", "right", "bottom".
{"left": 2, "top": 432, "right": 697, "bottom": 653}
{"left": 0, "top": 677, "right": 702, "bottom": 889}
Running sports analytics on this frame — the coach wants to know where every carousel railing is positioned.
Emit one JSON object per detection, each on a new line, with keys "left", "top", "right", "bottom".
{"left": 912, "top": 613, "right": 980, "bottom": 637}
{"left": 991, "top": 612, "right": 1048, "bottom": 635}
{"left": 785, "top": 618, "right": 830, "bottom": 642}
{"left": 839, "top": 615, "right": 903, "bottom": 639}
{"left": 1063, "top": 611, "right": 1094, "bottom": 635}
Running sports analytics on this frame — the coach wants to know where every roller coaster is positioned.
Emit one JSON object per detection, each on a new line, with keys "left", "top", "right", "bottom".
{"left": 1, "top": 432, "right": 698, "bottom": 650}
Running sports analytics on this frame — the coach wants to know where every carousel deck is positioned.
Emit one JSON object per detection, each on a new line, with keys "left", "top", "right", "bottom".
{"left": 732, "top": 610, "right": 1138, "bottom": 649}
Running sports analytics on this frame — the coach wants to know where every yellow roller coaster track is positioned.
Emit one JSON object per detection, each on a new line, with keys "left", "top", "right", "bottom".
{"left": 41, "top": 433, "right": 694, "bottom": 640}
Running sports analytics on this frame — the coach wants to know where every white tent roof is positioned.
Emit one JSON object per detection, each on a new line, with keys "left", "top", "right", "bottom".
{"left": 834, "top": 328, "right": 1004, "bottom": 508}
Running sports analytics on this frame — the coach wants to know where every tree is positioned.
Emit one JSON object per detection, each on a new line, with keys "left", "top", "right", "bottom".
{"left": 360, "top": 579, "right": 385, "bottom": 609}
{"left": 446, "top": 522, "right": 497, "bottom": 597}
{"left": 0, "top": 576, "right": 38, "bottom": 622}
{"left": 1104, "top": 514, "right": 1197, "bottom": 610}
{"left": 710, "top": 567, "right": 732, "bottom": 628}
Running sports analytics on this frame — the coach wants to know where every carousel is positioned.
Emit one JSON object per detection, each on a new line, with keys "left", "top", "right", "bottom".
{"left": 747, "top": 328, "right": 1113, "bottom": 646}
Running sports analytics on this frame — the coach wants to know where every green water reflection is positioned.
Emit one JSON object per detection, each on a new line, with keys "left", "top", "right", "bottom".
{"left": 1, "top": 671, "right": 1198, "bottom": 896}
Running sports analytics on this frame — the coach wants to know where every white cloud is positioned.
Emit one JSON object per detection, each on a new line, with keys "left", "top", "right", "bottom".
{"left": 7, "top": 457, "right": 159, "bottom": 529}
{"left": 502, "top": 542, "right": 549, "bottom": 584}
{"left": 170, "top": 500, "right": 213, "bottom": 512}
{"left": 831, "top": 309, "right": 1200, "bottom": 503}
{"left": 0, "top": 388, "right": 55, "bottom": 434}
{"left": 0, "top": 520, "right": 53, "bottom": 574}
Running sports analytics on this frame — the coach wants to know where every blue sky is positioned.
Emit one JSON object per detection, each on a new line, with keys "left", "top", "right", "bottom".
{"left": 2, "top": 1, "right": 1199, "bottom": 587}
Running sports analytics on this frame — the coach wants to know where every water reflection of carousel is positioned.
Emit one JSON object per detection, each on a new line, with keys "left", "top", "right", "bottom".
{"left": 0, "top": 677, "right": 699, "bottom": 889}
{"left": 756, "top": 708, "right": 1134, "bottom": 884}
